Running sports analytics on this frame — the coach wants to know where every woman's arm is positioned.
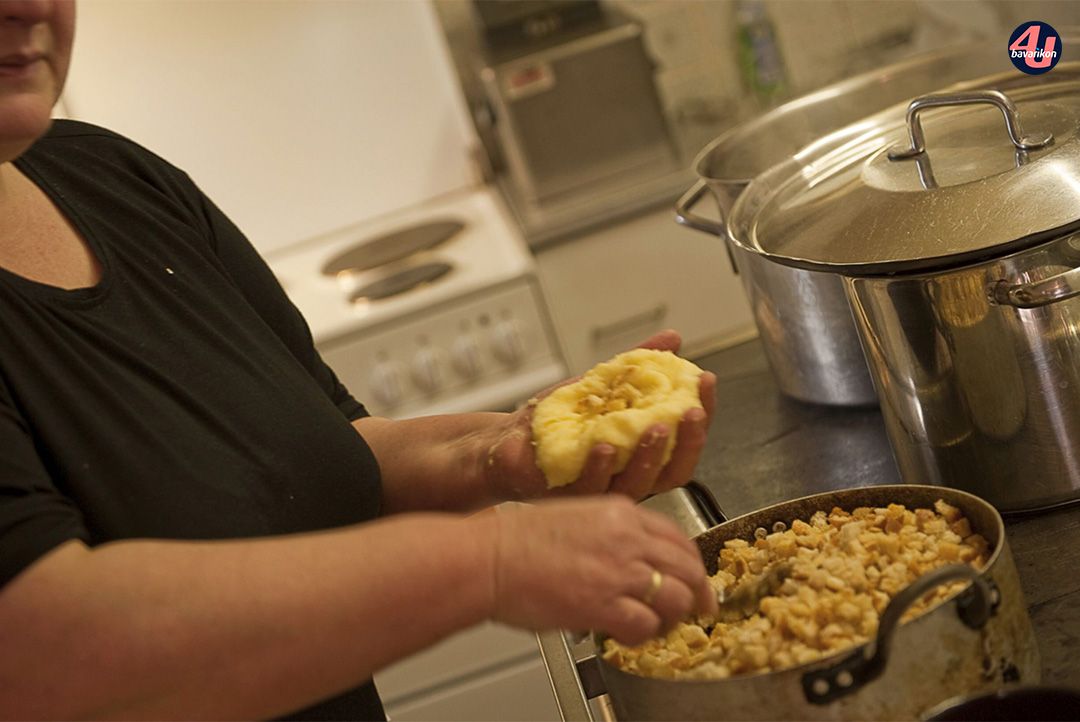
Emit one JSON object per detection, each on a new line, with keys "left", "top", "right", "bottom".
{"left": 0, "top": 497, "right": 713, "bottom": 721}
{"left": 0, "top": 514, "right": 493, "bottom": 721}
{"left": 359, "top": 334, "right": 717, "bottom": 514}
{"left": 352, "top": 412, "right": 509, "bottom": 513}
{"left": 355, "top": 393, "right": 711, "bottom": 515}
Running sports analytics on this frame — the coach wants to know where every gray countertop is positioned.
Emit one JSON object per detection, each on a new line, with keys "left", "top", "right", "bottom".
{"left": 690, "top": 338, "right": 1080, "bottom": 690}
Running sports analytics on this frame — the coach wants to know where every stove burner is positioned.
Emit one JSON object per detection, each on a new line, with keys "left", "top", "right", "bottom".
{"left": 322, "top": 219, "right": 465, "bottom": 276}
{"left": 350, "top": 261, "right": 454, "bottom": 302}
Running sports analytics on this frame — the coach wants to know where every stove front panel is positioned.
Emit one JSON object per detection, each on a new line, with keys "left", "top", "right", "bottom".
{"left": 319, "top": 277, "right": 565, "bottom": 418}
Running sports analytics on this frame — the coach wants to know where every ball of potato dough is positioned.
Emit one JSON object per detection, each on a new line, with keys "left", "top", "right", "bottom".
{"left": 531, "top": 348, "right": 705, "bottom": 488}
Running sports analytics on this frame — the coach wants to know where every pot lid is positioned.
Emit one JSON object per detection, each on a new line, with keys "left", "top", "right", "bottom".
{"left": 731, "top": 77, "right": 1080, "bottom": 275}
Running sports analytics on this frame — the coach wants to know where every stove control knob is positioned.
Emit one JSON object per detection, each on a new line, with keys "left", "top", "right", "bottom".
{"left": 411, "top": 348, "right": 444, "bottom": 394}
{"left": 491, "top": 319, "right": 525, "bottom": 367}
{"left": 369, "top": 361, "right": 404, "bottom": 408}
{"left": 452, "top": 335, "right": 483, "bottom": 379}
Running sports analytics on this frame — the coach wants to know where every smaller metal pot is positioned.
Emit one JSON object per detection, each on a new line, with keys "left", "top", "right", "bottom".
{"left": 591, "top": 485, "right": 1038, "bottom": 721}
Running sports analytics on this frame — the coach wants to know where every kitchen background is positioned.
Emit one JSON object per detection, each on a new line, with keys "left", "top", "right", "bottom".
{"left": 57, "top": 0, "right": 1080, "bottom": 720}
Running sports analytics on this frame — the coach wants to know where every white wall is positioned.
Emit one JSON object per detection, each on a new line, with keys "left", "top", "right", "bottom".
{"left": 62, "top": 0, "right": 479, "bottom": 254}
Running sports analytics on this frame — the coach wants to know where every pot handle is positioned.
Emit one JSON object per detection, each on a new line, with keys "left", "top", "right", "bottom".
{"left": 801, "top": 564, "right": 1000, "bottom": 706}
{"left": 990, "top": 265, "right": 1080, "bottom": 308}
{"left": 888, "top": 90, "right": 1053, "bottom": 160}
{"left": 675, "top": 180, "right": 726, "bottom": 238}
{"left": 675, "top": 180, "right": 740, "bottom": 276}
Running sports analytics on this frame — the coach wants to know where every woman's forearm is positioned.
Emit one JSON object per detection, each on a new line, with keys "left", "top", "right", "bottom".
{"left": 354, "top": 414, "right": 511, "bottom": 514}
{"left": 0, "top": 513, "right": 496, "bottom": 721}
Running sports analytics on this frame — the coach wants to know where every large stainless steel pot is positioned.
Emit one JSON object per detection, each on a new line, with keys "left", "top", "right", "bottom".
{"left": 674, "top": 41, "right": 1030, "bottom": 407}
{"left": 844, "top": 231, "right": 1080, "bottom": 513}
{"left": 727, "top": 69, "right": 1080, "bottom": 513}
{"left": 593, "top": 485, "right": 1038, "bottom": 721}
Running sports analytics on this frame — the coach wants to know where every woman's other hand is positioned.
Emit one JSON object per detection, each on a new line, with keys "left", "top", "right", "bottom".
{"left": 479, "top": 496, "right": 718, "bottom": 646}
{"left": 486, "top": 329, "right": 717, "bottom": 501}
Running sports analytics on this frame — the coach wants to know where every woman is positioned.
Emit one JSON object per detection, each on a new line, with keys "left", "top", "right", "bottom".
{"left": 0, "top": 2, "right": 718, "bottom": 719}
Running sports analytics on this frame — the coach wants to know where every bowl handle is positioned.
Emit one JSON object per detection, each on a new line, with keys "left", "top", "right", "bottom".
{"left": 801, "top": 564, "right": 1000, "bottom": 705}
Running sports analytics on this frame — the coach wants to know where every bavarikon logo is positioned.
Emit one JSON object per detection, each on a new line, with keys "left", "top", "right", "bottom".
{"left": 1009, "top": 21, "right": 1062, "bottom": 75}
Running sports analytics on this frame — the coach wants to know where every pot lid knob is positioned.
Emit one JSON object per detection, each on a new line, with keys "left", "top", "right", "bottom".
{"left": 888, "top": 89, "right": 1054, "bottom": 160}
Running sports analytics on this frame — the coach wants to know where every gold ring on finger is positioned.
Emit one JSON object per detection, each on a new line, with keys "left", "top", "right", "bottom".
{"left": 642, "top": 569, "right": 663, "bottom": 605}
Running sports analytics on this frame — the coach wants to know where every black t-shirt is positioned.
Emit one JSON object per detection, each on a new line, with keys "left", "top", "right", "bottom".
{"left": 0, "top": 120, "right": 386, "bottom": 720}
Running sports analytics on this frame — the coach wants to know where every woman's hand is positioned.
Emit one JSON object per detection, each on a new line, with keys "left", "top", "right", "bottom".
{"left": 485, "top": 329, "right": 717, "bottom": 502}
{"left": 481, "top": 496, "right": 718, "bottom": 646}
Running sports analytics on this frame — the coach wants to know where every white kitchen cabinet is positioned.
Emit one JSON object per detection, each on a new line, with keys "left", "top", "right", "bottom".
{"left": 376, "top": 623, "right": 558, "bottom": 722}
{"left": 534, "top": 206, "right": 755, "bottom": 374}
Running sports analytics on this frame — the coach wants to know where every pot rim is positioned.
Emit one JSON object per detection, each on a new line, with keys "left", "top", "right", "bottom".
{"left": 690, "top": 42, "right": 1027, "bottom": 187}
{"left": 727, "top": 214, "right": 1080, "bottom": 279}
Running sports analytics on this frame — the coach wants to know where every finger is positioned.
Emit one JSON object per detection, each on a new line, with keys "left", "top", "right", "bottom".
{"left": 608, "top": 425, "right": 669, "bottom": 499}
{"left": 620, "top": 542, "right": 701, "bottom": 611}
{"left": 636, "top": 506, "right": 700, "bottom": 556}
{"left": 623, "top": 559, "right": 706, "bottom": 634}
{"left": 635, "top": 513, "right": 717, "bottom": 617}
{"left": 559, "top": 444, "right": 617, "bottom": 495}
{"left": 644, "top": 562, "right": 715, "bottom": 621}
{"left": 646, "top": 573, "right": 698, "bottom": 634}
{"left": 622, "top": 560, "right": 663, "bottom": 600}
{"left": 641, "top": 534, "right": 709, "bottom": 589}
{"left": 635, "top": 328, "right": 681, "bottom": 353}
{"left": 653, "top": 407, "right": 709, "bottom": 493}
{"left": 600, "top": 597, "right": 663, "bottom": 647}
{"left": 649, "top": 551, "right": 716, "bottom": 619}
{"left": 699, "top": 371, "right": 717, "bottom": 420}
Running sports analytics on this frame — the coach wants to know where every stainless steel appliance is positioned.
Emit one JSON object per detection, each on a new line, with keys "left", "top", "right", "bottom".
{"left": 478, "top": 8, "right": 677, "bottom": 206}
{"left": 675, "top": 40, "right": 1025, "bottom": 407}
{"left": 727, "top": 68, "right": 1080, "bottom": 513}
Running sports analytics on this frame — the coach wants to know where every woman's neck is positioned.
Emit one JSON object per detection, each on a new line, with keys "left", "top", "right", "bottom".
{"left": 0, "top": 159, "right": 102, "bottom": 289}
{"left": 0, "top": 163, "right": 27, "bottom": 235}
{"left": 0, "top": 163, "right": 20, "bottom": 227}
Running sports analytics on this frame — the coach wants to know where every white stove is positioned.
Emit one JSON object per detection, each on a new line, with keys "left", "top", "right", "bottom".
{"left": 267, "top": 186, "right": 566, "bottom": 419}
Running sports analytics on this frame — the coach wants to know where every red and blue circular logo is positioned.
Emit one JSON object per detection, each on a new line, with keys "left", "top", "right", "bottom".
{"left": 1009, "top": 21, "right": 1061, "bottom": 75}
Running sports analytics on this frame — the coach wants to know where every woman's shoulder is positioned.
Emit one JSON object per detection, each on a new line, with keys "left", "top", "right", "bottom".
{"left": 36, "top": 119, "right": 169, "bottom": 166}
{"left": 27, "top": 119, "right": 198, "bottom": 200}
{"left": 44, "top": 118, "right": 130, "bottom": 141}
